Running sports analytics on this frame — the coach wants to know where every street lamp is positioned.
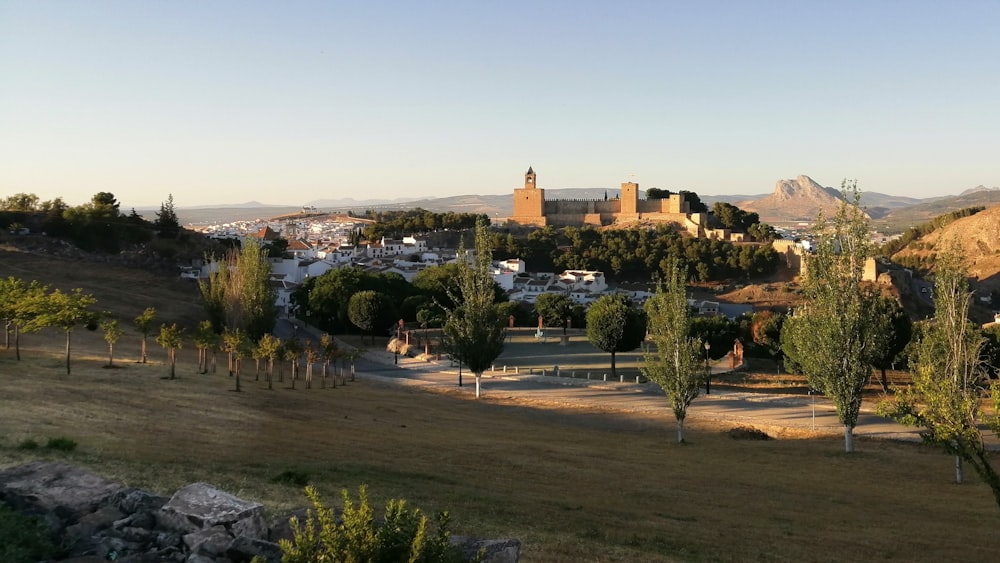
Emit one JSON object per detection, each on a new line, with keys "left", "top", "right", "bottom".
{"left": 704, "top": 341, "right": 712, "bottom": 395}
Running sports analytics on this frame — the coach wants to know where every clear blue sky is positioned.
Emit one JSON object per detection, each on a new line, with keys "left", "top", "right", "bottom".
{"left": 2, "top": 1, "right": 998, "bottom": 208}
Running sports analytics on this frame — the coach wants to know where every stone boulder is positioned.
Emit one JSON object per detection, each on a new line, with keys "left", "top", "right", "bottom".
{"left": 0, "top": 461, "right": 125, "bottom": 526}
{"left": 158, "top": 482, "right": 267, "bottom": 540}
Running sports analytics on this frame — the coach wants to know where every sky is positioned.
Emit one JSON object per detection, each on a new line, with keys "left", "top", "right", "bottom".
{"left": 2, "top": 1, "right": 999, "bottom": 209}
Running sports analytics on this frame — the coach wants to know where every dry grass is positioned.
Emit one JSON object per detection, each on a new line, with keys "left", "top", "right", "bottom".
{"left": 3, "top": 246, "right": 1000, "bottom": 561}
{"left": 3, "top": 338, "right": 1000, "bottom": 563}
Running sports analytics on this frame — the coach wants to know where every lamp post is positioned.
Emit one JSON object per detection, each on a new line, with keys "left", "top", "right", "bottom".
{"left": 704, "top": 341, "right": 712, "bottom": 395}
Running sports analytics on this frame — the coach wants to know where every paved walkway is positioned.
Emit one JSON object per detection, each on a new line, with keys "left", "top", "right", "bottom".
{"left": 352, "top": 346, "right": 925, "bottom": 442}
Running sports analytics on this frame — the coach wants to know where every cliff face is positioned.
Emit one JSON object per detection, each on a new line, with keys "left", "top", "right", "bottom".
{"left": 737, "top": 175, "right": 855, "bottom": 223}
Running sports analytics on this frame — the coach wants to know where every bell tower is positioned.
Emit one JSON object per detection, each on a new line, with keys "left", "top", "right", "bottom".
{"left": 524, "top": 166, "right": 537, "bottom": 189}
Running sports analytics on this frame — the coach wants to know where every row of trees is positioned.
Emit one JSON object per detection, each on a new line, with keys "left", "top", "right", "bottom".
{"left": 490, "top": 225, "right": 780, "bottom": 282}
{"left": 361, "top": 209, "right": 488, "bottom": 241}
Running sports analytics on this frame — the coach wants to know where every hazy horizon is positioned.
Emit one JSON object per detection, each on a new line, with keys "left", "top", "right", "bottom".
{"left": 3, "top": 2, "right": 998, "bottom": 208}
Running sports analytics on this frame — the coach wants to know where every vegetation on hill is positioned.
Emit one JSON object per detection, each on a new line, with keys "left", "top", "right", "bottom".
{"left": 880, "top": 206, "right": 985, "bottom": 258}
{"left": 492, "top": 224, "right": 780, "bottom": 282}
{"left": 360, "top": 209, "right": 488, "bottom": 240}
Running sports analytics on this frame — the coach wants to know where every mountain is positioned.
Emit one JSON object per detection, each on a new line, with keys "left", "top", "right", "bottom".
{"left": 735, "top": 175, "right": 854, "bottom": 223}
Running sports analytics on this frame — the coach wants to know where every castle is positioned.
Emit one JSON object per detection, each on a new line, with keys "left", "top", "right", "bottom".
{"left": 508, "top": 167, "right": 731, "bottom": 239}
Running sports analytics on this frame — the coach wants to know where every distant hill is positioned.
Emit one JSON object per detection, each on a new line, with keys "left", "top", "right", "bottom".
{"left": 873, "top": 190, "right": 1000, "bottom": 233}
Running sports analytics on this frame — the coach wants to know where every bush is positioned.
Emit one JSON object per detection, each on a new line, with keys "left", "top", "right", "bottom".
{"left": 270, "top": 469, "right": 310, "bottom": 487}
{"left": 44, "top": 437, "right": 77, "bottom": 452}
{"left": 728, "top": 426, "right": 772, "bottom": 441}
{"left": 272, "top": 485, "right": 477, "bottom": 563}
{"left": 0, "top": 501, "right": 58, "bottom": 563}
{"left": 15, "top": 439, "right": 39, "bottom": 451}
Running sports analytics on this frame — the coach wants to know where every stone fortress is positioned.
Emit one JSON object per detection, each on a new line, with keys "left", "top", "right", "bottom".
{"left": 508, "top": 167, "right": 741, "bottom": 241}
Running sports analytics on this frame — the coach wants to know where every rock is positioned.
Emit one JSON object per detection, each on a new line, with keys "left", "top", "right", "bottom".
{"left": 267, "top": 507, "right": 311, "bottom": 543}
{"left": 226, "top": 535, "right": 283, "bottom": 563}
{"left": 112, "top": 487, "right": 169, "bottom": 514}
{"left": 451, "top": 536, "right": 521, "bottom": 563}
{"left": 0, "top": 461, "right": 126, "bottom": 523}
{"left": 160, "top": 483, "right": 266, "bottom": 540}
{"left": 183, "top": 524, "right": 232, "bottom": 557}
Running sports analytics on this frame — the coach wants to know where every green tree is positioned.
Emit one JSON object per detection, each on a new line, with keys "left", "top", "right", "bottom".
{"left": 32, "top": 288, "right": 98, "bottom": 375}
{"left": 199, "top": 238, "right": 276, "bottom": 338}
{"left": 284, "top": 337, "right": 303, "bottom": 389}
{"left": 154, "top": 193, "right": 180, "bottom": 238}
{"left": 348, "top": 291, "right": 397, "bottom": 343}
{"left": 441, "top": 219, "right": 507, "bottom": 398}
{"left": 782, "top": 181, "right": 884, "bottom": 453}
{"left": 156, "top": 323, "right": 185, "bottom": 380}
{"left": 8, "top": 280, "right": 48, "bottom": 361}
{"left": 642, "top": 262, "right": 705, "bottom": 443}
{"left": 319, "top": 333, "right": 339, "bottom": 388}
{"left": 878, "top": 244, "right": 1000, "bottom": 506}
{"left": 133, "top": 307, "right": 157, "bottom": 364}
{"left": 534, "top": 293, "right": 575, "bottom": 329}
{"left": 100, "top": 317, "right": 123, "bottom": 368}
{"left": 870, "top": 296, "right": 913, "bottom": 392}
{"left": 586, "top": 293, "right": 647, "bottom": 379}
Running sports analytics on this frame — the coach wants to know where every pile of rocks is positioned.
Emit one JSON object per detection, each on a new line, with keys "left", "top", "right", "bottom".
{"left": 0, "top": 461, "right": 520, "bottom": 563}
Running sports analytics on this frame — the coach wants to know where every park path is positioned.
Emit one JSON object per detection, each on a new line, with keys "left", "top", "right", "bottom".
{"left": 352, "top": 345, "right": 925, "bottom": 442}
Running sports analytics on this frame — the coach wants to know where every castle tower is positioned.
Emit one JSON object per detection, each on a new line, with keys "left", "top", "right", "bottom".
{"left": 510, "top": 166, "right": 547, "bottom": 226}
{"left": 620, "top": 181, "right": 639, "bottom": 216}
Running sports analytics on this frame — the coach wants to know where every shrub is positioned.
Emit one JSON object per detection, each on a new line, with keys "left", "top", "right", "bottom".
{"left": 15, "top": 439, "right": 39, "bottom": 451}
{"left": 728, "top": 426, "right": 772, "bottom": 441}
{"left": 44, "top": 437, "right": 77, "bottom": 452}
{"left": 270, "top": 469, "right": 310, "bottom": 487}
{"left": 0, "top": 501, "right": 58, "bottom": 563}
{"left": 271, "top": 485, "right": 477, "bottom": 563}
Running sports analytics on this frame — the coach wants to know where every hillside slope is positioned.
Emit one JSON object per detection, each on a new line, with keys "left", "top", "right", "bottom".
{"left": 892, "top": 205, "right": 1000, "bottom": 295}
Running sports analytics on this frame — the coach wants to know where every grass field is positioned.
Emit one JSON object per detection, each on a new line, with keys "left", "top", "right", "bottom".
{"left": 3, "top": 333, "right": 1000, "bottom": 562}
{"left": 3, "top": 245, "right": 1000, "bottom": 561}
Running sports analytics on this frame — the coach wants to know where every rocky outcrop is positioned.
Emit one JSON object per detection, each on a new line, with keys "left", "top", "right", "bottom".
{"left": 737, "top": 175, "right": 864, "bottom": 223}
{"left": 0, "top": 461, "right": 520, "bottom": 563}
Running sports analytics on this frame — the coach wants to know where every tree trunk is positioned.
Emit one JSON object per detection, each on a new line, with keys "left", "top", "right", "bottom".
{"left": 108, "top": 343, "right": 114, "bottom": 367}
{"left": 879, "top": 367, "right": 889, "bottom": 393}
{"left": 956, "top": 455, "right": 964, "bottom": 484}
{"left": 844, "top": 425, "right": 854, "bottom": 453}
{"left": 169, "top": 349, "right": 176, "bottom": 379}
{"left": 475, "top": 373, "right": 482, "bottom": 398}
{"left": 65, "top": 330, "right": 71, "bottom": 375}
{"left": 211, "top": 351, "right": 217, "bottom": 373}
{"left": 235, "top": 358, "right": 241, "bottom": 392}
{"left": 140, "top": 336, "right": 147, "bottom": 364}
{"left": 677, "top": 418, "right": 685, "bottom": 444}
{"left": 14, "top": 324, "right": 20, "bottom": 361}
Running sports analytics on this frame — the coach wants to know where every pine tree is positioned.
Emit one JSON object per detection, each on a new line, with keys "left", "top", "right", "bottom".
{"left": 154, "top": 194, "right": 180, "bottom": 238}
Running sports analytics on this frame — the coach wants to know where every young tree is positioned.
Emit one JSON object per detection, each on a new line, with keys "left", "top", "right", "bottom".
{"left": 347, "top": 290, "right": 397, "bottom": 344}
{"left": 284, "top": 337, "right": 303, "bottom": 389}
{"left": 304, "top": 341, "right": 320, "bottom": 389}
{"left": 319, "top": 333, "right": 338, "bottom": 389}
{"left": 32, "top": 288, "right": 98, "bottom": 375}
{"left": 0, "top": 277, "right": 26, "bottom": 352}
{"left": 193, "top": 320, "right": 218, "bottom": 374}
{"left": 156, "top": 323, "right": 185, "bottom": 380}
{"left": 781, "top": 181, "right": 884, "bottom": 453}
{"left": 441, "top": 218, "right": 507, "bottom": 398}
{"left": 133, "top": 307, "right": 157, "bottom": 364}
{"left": 101, "top": 317, "right": 123, "bottom": 368}
{"left": 586, "top": 293, "right": 647, "bottom": 379}
{"left": 878, "top": 244, "right": 1000, "bottom": 505}
{"left": 642, "top": 262, "right": 705, "bottom": 443}
{"left": 9, "top": 280, "right": 48, "bottom": 361}
{"left": 258, "top": 333, "right": 281, "bottom": 390}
